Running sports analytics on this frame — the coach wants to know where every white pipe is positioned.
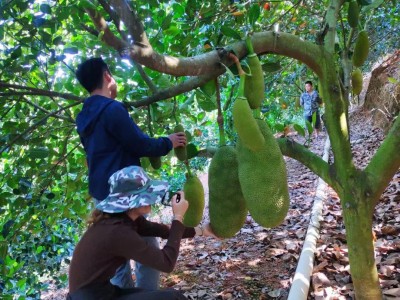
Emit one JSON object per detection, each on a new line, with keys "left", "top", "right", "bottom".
{"left": 287, "top": 137, "right": 331, "bottom": 300}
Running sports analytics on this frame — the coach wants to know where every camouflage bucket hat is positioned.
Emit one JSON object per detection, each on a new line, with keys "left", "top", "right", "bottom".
{"left": 96, "top": 166, "right": 169, "bottom": 213}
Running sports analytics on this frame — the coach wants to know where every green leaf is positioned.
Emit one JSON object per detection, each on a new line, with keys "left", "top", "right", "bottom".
{"left": 186, "top": 143, "right": 199, "bottom": 159}
{"left": 164, "top": 26, "right": 180, "bottom": 37}
{"left": 248, "top": 4, "right": 260, "bottom": 27}
{"left": 220, "top": 25, "right": 242, "bottom": 40}
{"left": 10, "top": 47, "right": 22, "bottom": 59}
{"left": 363, "top": 0, "right": 384, "bottom": 11}
{"left": 357, "top": 0, "right": 372, "bottom": 5}
{"left": 274, "top": 123, "right": 285, "bottom": 132}
{"left": 388, "top": 77, "right": 398, "bottom": 84}
{"left": 262, "top": 62, "right": 281, "bottom": 73}
{"left": 294, "top": 124, "right": 306, "bottom": 137}
{"left": 27, "top": 147, "right": 49, "bottom": 159}
{"left": 196, "top": 91, "right": 217, "bottom": 112}
{"left": 306, "top": 120, "right": 314, "bottom": 134}
{"left": 40, "top": 4, "right": 52, "bottom": 14}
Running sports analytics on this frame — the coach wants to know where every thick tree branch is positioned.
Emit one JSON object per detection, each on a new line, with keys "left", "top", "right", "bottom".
{"left": 90, "top": 1, "right": 323, "bottom": 77}
{"left": 85, "top": 8, "right": 128, "bottom": 53}
{"left": 277, "top": 137, "right": 337, "bottom": 190}
{"left": 365, "top": 116, "right": 400, "bottom": 204}
{"left": 324, "top": 0, "right": 346, "bottom": 52}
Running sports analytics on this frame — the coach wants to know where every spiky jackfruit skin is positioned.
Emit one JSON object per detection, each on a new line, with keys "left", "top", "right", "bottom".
{"left": 232, "top": 97, "right": 265, "bottom": 152}
{"left": 149, "top": 157, "right": 161, "bottom": 169}
{"left": 174, "top": 124, "right": 187, "bottom": 161}
{"left": 236, "top": 119, "right": 290, "bottom": 228}
{"left": 348, "top": 1, "right": 359, "bottom": 28}
{"left": 351, "top": 68, "right": 363, "bottom": 95}
{"left": 183, "top": 176, "right": 205, "bottom": 227}
{"left": 208, "top": 146, "right": 247, "bottom": 238}
{"left": 244, "top": 54, "right": 265, "bottom": 109}
{"left": 352, "top": 31, "right": 369, "bottom": 67}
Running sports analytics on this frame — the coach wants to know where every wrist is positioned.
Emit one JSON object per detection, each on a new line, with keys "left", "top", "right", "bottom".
{"left": 173, "top": 215, "right": 183, "bottom": 222}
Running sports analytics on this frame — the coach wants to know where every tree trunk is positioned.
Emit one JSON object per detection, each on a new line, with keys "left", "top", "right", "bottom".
{"left": 340, "top": 183, "right": 382, "bottom": 299}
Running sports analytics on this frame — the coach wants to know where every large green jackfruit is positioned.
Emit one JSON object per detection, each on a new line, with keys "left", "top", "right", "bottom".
{"left": 236, "top": 119, "right": 290, "bottom": 228}
{"left": 351, "top": 68, "right": 363, "bottom": 95}
{"left": 149, "top": 157, "right": 161, "bottom": 170}
{"left": 244, "top": 53, "right": 265, "bottom": 109}
{"left": 183, "top": 175, "right": 204, "bottom": 227}
{"left": 348, "top": 1, "right": 359, "bottom": 28}
{"left": 352, "top": 31, "right": 369, "bottom": 67}
{"left": 173, "top": 124, "right": 187, "bottom": 161}
{"left": 232, "top": 97, "right": 265, "bottom": 152}
{"left": 208, "top": 146, "right": 247, "bottom": 238}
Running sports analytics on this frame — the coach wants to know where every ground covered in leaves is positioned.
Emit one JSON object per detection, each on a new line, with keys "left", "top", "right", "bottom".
{"left": 42, "top": 108, "right": 399, "bottom": 299}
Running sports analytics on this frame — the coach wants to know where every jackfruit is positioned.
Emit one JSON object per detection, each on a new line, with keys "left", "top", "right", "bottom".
{"left": 236, "top": 119, "right": 290, "bottom": 227}
{"left": 149, "top": 157, "right": 161, "bottom": 170}
{"left": 351, "top": 68, "right": 363, "bottom": 95}
{"left": 244, "top": 53, "right": 265, "bottom": 109}
{"left": 173, "top": 124, "right": 187, "bottom": 161}
{"left": 208, "top": 146, "right": 247, "bottom": 238}
{"left": 232, "top": 96, "right": 265, "bottom": 152}
{"left": 348, "top": 1, "right": 359, "bottom": 28}
{"left": 352, "top": 30, "right": 369, "bottom": 67}
{"left": 183, "top": 175, "right": 204, "bottom": 227}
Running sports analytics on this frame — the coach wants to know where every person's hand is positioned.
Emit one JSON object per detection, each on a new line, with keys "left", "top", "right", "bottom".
{"left": 168, "top": 132, "right": 187, "bottom": 148}
{"left": 171, "top": 191, "right": 188, "bottom": 222}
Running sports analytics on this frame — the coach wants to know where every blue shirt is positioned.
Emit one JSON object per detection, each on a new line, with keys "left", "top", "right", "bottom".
{"left": 76, "top": 95, "right": 172, "bottom": 200}
{"left": 300, "top": 90, "right": 321, "bottom": 117}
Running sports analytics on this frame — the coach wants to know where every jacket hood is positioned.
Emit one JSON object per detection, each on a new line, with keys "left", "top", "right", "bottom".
{"left": 76, "top": 95, "right": 114, "bottom": 138}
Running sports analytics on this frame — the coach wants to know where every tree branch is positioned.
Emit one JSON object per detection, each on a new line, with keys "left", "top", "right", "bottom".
{"left": 277, "top": 137, "right": 337, "bottom": 190}
{"left": 0, "top": 82, "right": 83, "bottom": 102}
{"left": 127, "top": 72, "right": 222, "bottom": 107}
{"left": 90, "top": 1, "right": 323, "bottom": 77}
{"left": 365, "top": 116, "right": 400, "bottom": 205}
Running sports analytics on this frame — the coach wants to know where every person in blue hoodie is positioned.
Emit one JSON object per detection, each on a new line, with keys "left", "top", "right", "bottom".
{"left": 75, "top": 57, "right": 187, "bottom": 291}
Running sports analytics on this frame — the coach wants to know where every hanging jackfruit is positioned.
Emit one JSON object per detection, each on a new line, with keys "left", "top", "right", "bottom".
{"left": 233, "top": 75, "right": 265, "bottom": 152}
{"left": 183, "top": 175, "right": 205, "bottom": 227}
{"left": 244, "top": 38, "right": 265, "bottom": 109}
{"left": 149, "top": 157, "right": 162, "bottom": 170}
{"left": 237, "top": 119, "right": 290, "bottom": 228}
{"left": 173, "top": 124, "right": 187, "bottom": 161}
{"left": 351, "top": 68, "right": 363, "bottom": 95}
{"left": 352, "top": 31, "right": 369, "bottom": 67}
{"left": 348, "top": 1, "right": 359, "bottom": 28}
{"left": 208, "top": 146, "right": 247, "bottom": 238}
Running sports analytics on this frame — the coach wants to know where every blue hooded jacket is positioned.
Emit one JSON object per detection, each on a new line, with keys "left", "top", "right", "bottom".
{"left": 76, "top": 95, "right": 172, "bottom": 200}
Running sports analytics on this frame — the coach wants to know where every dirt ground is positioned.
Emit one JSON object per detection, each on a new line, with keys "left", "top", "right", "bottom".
{"left": 41, "top": 108, "right": 399, "bottom": 299}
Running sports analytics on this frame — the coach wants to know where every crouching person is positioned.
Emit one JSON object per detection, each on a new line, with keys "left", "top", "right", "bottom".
{"left": 68, "top": 166, "right": 216, "bottom": 300}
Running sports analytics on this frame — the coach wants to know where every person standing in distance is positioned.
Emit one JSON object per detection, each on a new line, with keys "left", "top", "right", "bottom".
{"left": 300, "top": 80, "right": 323, "bottom": 138}
{"left": 75, "top": 57, "right": 187, "bottom": 290}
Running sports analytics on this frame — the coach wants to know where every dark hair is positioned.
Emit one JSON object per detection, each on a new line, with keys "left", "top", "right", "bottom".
{"left": 305, "top": 80, "right": 313, "bottom": 86}
{"left": 76, "top": 58, "right": 110, "bottom": 93}
{"left": 87, "top": 209, "right": 125, "bottom": 227}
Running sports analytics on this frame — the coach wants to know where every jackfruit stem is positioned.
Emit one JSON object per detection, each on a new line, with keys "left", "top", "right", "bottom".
{"left": 184, "top": 161, "right": 193, "bottom": 177}
{"left": 245, "top": 36, "right": 255, "bottom": 55}
{"left": 238, "top": 74, "right": 246, "bottom": 98}
{"left": 215, "top": 77, "right": 226, "bottom": 146}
